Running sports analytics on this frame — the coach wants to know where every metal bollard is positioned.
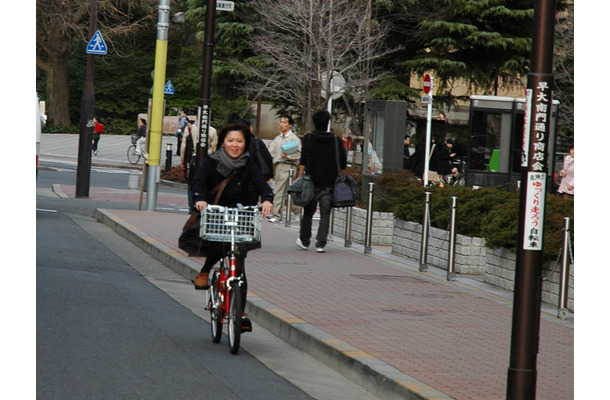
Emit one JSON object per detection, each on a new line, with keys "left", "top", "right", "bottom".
{"left": 364, "top": 182, "right": 374, "bottom": 254}
{"left": 419, "top": 192, "right": 431, "bottom": 272}
{"left": 447, "top": 196, "right": 458, "bottom": 281}
{"left": 165, "top": 143, "right": 173, "bottom": 172}
{"left": 557, "top": 217, "right": 572, "bottom": 320}
{"left": 128, "top": 170, "right": 139, "bottom": 190}
{"left": 344, "top": 206, "right": 353, "bottom": 248}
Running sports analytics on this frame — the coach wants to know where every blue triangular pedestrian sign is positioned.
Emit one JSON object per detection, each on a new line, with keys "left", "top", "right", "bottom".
{"left": 164, "top": 80, "right": 175, "bottom": 95}
{"left": 86, "top": 30, "right": 107, "bottom": 55}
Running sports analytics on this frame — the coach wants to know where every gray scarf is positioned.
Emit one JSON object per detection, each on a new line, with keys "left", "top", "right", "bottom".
{"left": 209, "top": 147, "right": 249, "bottom": 177}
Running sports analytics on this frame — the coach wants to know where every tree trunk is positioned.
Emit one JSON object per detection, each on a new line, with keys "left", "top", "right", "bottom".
{"left": 47, "top": 57, "right": 72, "bottom": 128}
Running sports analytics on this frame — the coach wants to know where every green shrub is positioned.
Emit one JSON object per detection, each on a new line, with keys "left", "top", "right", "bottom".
{"left": 387, "top": 170, "right": 574, "bottom": 262}
{"left": 160, "top": 165, "right": 186, "bottom": 183}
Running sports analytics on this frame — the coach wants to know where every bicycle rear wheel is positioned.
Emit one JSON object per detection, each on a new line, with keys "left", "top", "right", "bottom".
{"left": 127, "top": 144, "right": 141, "bottom": 164}
{"left": 209, "top": 273, "right": 223, "bottom": 343}
{"left": 227, "top": 281, "right": 242, "bottom": 354}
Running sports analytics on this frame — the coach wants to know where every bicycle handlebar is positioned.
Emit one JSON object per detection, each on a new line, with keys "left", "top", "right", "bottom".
{"left": 205, "top": 204, "right": 261, "bottom": 212}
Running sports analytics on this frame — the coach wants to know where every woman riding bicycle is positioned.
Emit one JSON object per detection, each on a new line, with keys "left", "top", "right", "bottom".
{"left": 191, "top": 123, "right": 274, "bottom": 326}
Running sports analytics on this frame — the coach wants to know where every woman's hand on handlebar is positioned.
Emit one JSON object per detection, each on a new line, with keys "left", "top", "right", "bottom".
{"left": 259, "top": 201, "right": 273, "bottom": 218}
{"left": 195, "top": 201, "right": 208, "bottom": 212}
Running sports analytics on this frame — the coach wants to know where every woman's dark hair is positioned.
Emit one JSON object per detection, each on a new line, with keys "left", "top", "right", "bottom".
{"left": 218, "top": 123, "right": 251, "bottom": 150}
{"left": 140, "top": 118, "right": 147, "bottom": 124}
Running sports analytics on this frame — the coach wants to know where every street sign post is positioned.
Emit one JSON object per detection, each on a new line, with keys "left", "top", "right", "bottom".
{"left": 86, "top": 30, "right": 107, "bottom": 55}
{"left": 164, "top": 80, "right": 175, "bottom": 95}
{"left": 217, "top": 1, "right": 234, "bottom": 11}
{"left": 423, "top": 74, "right": 433, "bottom": 186}
{"left": 423, "top": 74, "right": 432, "bottom": 95}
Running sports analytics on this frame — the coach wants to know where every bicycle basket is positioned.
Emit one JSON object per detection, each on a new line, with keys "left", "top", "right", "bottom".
{"left": 131, "top": 134, "right": 138, "bottom": 145}
{"left": 200, "top": 206, "right": 261, "bottom": 243}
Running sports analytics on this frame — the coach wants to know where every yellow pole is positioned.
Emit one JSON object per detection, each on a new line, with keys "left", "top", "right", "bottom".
{"left": 145, "top": 0, "right": 170, "bottom": 211}
{"left": 149, "top": 40, "right": 167, "bottom": 167}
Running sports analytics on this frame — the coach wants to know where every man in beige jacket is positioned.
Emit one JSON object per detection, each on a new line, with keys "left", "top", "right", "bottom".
{"left": 268, "top": 114, "right": 301, "bottom": 223}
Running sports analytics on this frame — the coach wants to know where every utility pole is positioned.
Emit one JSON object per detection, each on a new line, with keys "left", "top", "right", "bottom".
{"left": 506, "top": 0, "right": 557, "bottom": 398}
{"left": 196, "top": 0, "right": 217, "bottom": 168}
{"left": 145, "top": 0, "right": 170, "bottom": 211}
{"left": 75, "top": 0, "right": 97, "bottom": 198}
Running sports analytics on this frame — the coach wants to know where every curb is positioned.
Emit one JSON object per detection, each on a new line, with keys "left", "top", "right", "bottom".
{"left": 94, "top": 208, "right": 451, "bottom": 400}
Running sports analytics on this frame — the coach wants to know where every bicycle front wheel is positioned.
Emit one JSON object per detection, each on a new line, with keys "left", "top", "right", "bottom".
{"left": 209, "top": 273, "right": 223, "bottom": 343}
{"left": 227, "top": 282, "right": 243, "bottom": 354}
{"left": 127, "top": 144, "right": 141, "bottom": 164}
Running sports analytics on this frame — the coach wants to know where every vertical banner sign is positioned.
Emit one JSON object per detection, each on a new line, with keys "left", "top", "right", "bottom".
{"left": 521, "top": 89, "right": 532, "bottom": 167}
{"left": 199, "top": 104, "right": 210, "bottom": 154}
{"left": 522, "top": 80, "right": 552, "bottom": 250}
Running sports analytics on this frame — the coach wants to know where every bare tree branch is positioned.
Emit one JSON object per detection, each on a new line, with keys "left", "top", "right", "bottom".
{"left": 236, "top": 0, "right": 394, "bottom": 129}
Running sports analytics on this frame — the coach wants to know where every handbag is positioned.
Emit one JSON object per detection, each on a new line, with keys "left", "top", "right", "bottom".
{"left": 331, "top": 138, "right": 358, "bottom": 208}
{"left": 178, "top": 211, "right": 205, "bottom": 257}
{"left": 287, "top": 172, "right": 314, "bottom": 206}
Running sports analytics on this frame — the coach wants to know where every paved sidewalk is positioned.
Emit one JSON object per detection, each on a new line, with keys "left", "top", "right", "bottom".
{"left": 42, "top": 135, "right": 574, "bottom": 400}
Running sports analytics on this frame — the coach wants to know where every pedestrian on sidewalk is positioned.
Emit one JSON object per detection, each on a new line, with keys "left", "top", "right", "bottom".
{"left": 557, "top": 146, "right": 574, "bottom": 197}
{"left": 191, "top": 123, "right": 274, "bottom": 328}
{"left": 295, "top": 109, "right": 347, "bottom": 253}
{"left": 180, "top": 119, "right": 199, "bottom": 213}
{"left": 92, "top": 117, "right": 104, "bottom": 156}
{"left": 268, "top": 114, "right": 301, "bottom": 223}
{"left": 175, "top": 109, "right": 188, "bottom": 156}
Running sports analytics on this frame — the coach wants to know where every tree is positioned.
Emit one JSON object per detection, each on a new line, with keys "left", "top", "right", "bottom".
{"left": 237, "top": 0, "right": 393, "bottom": 131}
{"left": 400, "top": 0, "right": 535, "bottom": 101}
{"left": 36, "top": 0, "right": 156, "bottom": 128}
{"left": 553, "top": 1, "right": 574, "bottom": 141}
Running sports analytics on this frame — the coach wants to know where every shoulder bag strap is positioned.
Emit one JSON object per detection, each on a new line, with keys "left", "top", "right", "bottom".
{"left": 210, "top": 169, "right": 240, "bottom": 205}
{"left": 333, "top": 135, "right": 341, "bottom": 177}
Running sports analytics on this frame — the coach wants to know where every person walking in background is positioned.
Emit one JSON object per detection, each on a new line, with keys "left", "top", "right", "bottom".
{"left": 437, "top": 138, "right": 460, "bottom": 182}
{"left": 557, "top": 146, "right": 574, "bottom": 196}
{"left": 268, "top": 114, "right": 301, "bottom": 223}
{"left": 403, "top": 135, "right": 411, "bottom": 170}
{"left": 135, "top": 118, "right": 147, "bottom": 157}
{"left": 175, "top": 109, "right": 188, "bottom": 156}
{"left": 92, "top": 117, "right": 104, "bottom": 156}
{"left": 295, "top": 109, "right": 347, "bottom": 253}
{"left": 180, "top": 119, "right": 199, "bottom": 213}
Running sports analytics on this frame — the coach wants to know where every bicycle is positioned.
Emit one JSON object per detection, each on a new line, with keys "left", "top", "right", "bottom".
{"left": 439, "top": 159, "right": 467, "bottom": 186}
{"left": 200, "top": 204, "right": 261, "bottom": 354}
{"left": 127, "top": 135, "right": 146, "bottom": 164}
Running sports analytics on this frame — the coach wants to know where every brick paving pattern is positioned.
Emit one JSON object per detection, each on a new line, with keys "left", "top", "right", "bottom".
{"left": 100, "top": 208, "right": 573, "bottom": 400}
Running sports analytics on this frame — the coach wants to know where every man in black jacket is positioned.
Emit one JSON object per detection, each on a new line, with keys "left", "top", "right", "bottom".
{"left": 295, "top": 109, "right": 347, "bottom": 253}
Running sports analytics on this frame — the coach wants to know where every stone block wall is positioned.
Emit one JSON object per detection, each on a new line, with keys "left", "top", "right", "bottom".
{"left": 484, "top": 247, "right": 574, "bottom": 311}
{"left": 391, "top": 219, "right": 486, "bottom": 275}
{"left": 331, "top": 207, "right": 394, "bottom": 246}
